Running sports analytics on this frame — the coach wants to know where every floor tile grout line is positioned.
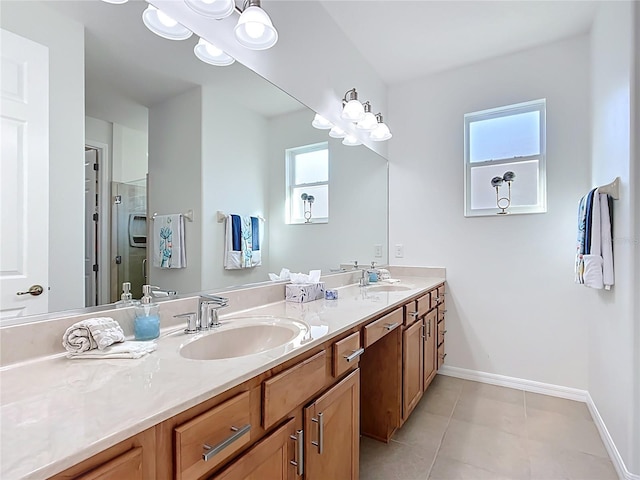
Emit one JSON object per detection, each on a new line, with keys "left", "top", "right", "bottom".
{"left": 424, "top": 381, "right": 464, "bottom": 480}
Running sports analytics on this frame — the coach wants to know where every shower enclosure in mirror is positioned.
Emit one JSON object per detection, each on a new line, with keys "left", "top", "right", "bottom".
{"left": 0, "top": 0, "right": 389, "bottom": 324}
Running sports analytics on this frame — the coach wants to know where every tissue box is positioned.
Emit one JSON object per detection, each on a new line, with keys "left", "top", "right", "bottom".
{"left": 286, "top": 282, "right": 326, "bottom": 303}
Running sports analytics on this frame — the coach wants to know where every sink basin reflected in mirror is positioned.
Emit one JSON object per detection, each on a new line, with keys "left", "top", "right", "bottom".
{"left": 367, "top": 284, "right": 412, "bottom": 292}
{"left": 179, "top": 316, "right": 309, "bottom": 360}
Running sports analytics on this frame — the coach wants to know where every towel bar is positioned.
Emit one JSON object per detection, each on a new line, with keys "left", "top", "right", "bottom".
{"left": 597, "top": 177, "right": 620, "bottom": 199}
{"left": 151, "top": 210, "right": 194, "bottom": 222}
{"left": 216, "top": 211, "right": 265, "bottom": 223}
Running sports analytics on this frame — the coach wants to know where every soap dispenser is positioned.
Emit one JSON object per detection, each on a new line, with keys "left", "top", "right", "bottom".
{"left": 134, "top": 285, "right": 160, "bottom": 341}
{"left": 368, "top": 262, "right": 379, "bottom": 283}
{"left": 115, "top": 282, "right": 135, "bottom": 308}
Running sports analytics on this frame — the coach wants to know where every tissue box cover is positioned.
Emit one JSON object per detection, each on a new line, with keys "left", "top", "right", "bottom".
{"left": 286, "top": 282, "right": 326, "bottom": 303}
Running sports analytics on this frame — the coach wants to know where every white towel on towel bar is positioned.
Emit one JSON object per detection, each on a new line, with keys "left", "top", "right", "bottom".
{"left": 580, "top": 191, "right": 614, "bottom": 290}
{"left": 153, "top": 214, "right": 186, "bottom": 268}
{"left": 224, "top": 214, "right": 262, "bottom": 270}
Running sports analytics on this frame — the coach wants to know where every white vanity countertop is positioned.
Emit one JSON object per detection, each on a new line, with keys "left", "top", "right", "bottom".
{"left": 0, "top": 276, "right": 444, "bottom": 479}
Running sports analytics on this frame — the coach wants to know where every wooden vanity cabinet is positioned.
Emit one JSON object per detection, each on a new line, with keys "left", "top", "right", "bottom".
{"left": 48, "top": 427, "right": 156, "bottom": 480}
{"left": 304, "top": 369, "right": 360, "bottom": 480}
{"left": 402, "top": 316, "right": 424, "bottom": 420}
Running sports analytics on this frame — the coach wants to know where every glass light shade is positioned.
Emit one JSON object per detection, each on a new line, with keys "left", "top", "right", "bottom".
{"left": 341, "top": 100, "right": 365, "bottom": 122}
{"left": 142, "top": 6, "right": 192, "bottom": 41}
{"left": 194, "top": 38, "right": 235, "bottom": 66}
{"left": 311, "top": 114, "right": 333, "bottom": 130}
{"left": 329, "top": 125, "right": 347, "bottom": 138}
{"left": 342, "top": 134, "right": 362, "bottom": 146}
{"left": 234, "top": 6, "right": 278, "bottom": 50}
{"left": 370, "top": 122, "right": 392, "bottom": 141}
{"left": 185, "top": 0, "right": 235, "bottom": 19}
{"left": 356, "top": 111, "right": 378, "bottom": 131}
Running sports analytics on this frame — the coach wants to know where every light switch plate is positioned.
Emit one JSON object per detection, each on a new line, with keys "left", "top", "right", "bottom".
{"left": 395, "top": 244, "right": 404, "bottom": 258}
{"left": 374, "top": 244, "right": 382, "bottom": 258}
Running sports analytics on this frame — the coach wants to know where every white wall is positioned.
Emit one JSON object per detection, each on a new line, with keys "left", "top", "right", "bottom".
{"left": 268, "top": 108, "right": 388, "bottom": 274}
{"left": 148, "top": 87, "right": 203, "bottom": 295}
{"left": 200, "top": 87, "right": 270, "bottom": 290}
{"left": 112, "top": 124, "right": 147, "bottom": 183}
{"left": 589, "top": 2, "right": 638, "bottom": 474}
{"left": 1, "top": 1, "right": 85, "bottom": 312}
{"left": 389, "top": 36, "right": 592, "bottom": 388}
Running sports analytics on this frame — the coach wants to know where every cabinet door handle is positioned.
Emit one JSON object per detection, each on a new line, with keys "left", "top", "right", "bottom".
{"left": 289, "top": 429, "right": 304, "bottom": 476}
{"left": 421, "top": 324, "right": 426, "bottom": 340}
{"left": 344, "top": 348, "right": 365, "bottom": 363}
{"left": 311, "top": 412, "right": 324, "bottom": 454}
{"left": 202, "top": 424, "right": 251, "bottom": 462}
{"left": 384, "top": 322, "right": 399, "bottom": 331}
{"left": 427, "top": 319, "right": 431, "bottom": 336}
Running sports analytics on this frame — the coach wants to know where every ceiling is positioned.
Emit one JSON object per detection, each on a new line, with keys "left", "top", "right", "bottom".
{"left": 320, "top": 0, "right": 599, "bottom": 84}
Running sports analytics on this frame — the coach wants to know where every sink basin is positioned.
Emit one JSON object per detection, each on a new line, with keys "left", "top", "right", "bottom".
{"left": 367, "top": 284, "right": 412, "bottom": 292}
{"left": 179, "top": 316, "right": 309, "bottom": 360}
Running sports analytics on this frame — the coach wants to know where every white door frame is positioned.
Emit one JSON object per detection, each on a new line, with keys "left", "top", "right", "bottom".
{"left": 85, "top": 139, "right": 111, "bottom": 305}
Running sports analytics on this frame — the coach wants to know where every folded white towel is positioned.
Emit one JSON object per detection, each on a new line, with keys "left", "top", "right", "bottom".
{"left": 62, "top": 317, "right": 125, "bottom": 353}
{"left": 66, "top": 341, "right": 157, "bottom": 359}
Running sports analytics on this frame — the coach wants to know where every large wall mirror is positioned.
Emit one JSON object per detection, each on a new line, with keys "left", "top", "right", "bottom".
{"left": 0, "top": 0, "right": 388, "bottom": 323}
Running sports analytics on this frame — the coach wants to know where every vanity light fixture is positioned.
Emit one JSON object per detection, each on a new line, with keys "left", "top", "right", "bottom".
{"left": 342, "top": 134, "right": 362, "bottom": 146}
{"left": 341, "top": 88, "right": 365, "bottom": 122}
{"left": 491, "top": 171, "right": 516, "bottom": 214}
{"left": 185, "top": 0, "right": 235, "bottom": 19}
{"left": 142, "top": 5, "right": 193, "bottom": 41}
{"left": 194, "top": 38, "right": 235, "bottom": 66}
{"left": 100, "top": 0, "right": 129, "bottom": 4}
{"left": 234, "top": 0, "right": 278, "bottom": 50}
{"left": 328, "top": 125, "right": 347, "bottom": 138}
{"left": 370, "top": 113, "right": 392, "bottom": 141}
{"left": 312, "top": 114, "right": 333, "bottom": 130}
{"left": 356, "top": 102, "right": 378, "bottom": 132}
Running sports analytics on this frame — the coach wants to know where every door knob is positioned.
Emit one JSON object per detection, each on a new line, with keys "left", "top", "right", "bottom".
{"left": 16, "top": 285, "right": 44, "bottom": 296}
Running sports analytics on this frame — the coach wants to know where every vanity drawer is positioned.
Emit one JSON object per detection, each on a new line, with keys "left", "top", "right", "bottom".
{"left": 437, "top": 319, "right": 446, "bottom": 347}
{"left": 263, "top": 350, "right": 327, "bottom": 429}
{"left": 175, "top": 391, "right": 251, "bottom": 480}
{"left": 333, "top": 331, "right": 362, "bottom": 377}
{"left": 364, "top": 307, "right": 402, "bottom": 348}
{"left": 433, "top": 285, "right": 445, "bottom": 308}
{"left": 437, "top": 344, "right": 446, "bottom": 369}
{"left": 416, "top": 293, "right": 431, "bottom": 317}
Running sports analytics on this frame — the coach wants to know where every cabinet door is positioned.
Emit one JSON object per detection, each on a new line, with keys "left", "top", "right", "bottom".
{"left": 402, "top": 320, "right": 423, "bottom": 421}
{"left": 74, "top": 448, "right": 142, "bottom": 480}
{"left": 423, "top": 310, "right": 437, "bottom": 390}
{"left": 212, "top": 418, "right": 295, "bottom": 480}
{"left": 304, "top": 369, "right": 360, "bottom": 480}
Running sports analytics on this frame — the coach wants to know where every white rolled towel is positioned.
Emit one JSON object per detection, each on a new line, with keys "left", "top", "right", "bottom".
{"left": 66, "top": 341, "right": 157, "bottom": 359}
{"left": 62, "top": 317, "right": 125, "bottom": 353}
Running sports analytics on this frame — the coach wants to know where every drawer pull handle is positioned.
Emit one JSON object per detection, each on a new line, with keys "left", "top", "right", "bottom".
{"left": 289, "top": 429, "right": 304, "bottom": 476}
{"left": 409, "top": 311, "right": 419, "bottom": 318}
{"left": 311, "top": 412, "right": 324, "bottom": 454}
{"left": 441, "top": 330, "right": 447, "bottom": 334}
{"left": 344, "top": 348, "right": 365, "bottom": 363}
{"left": 440, "top": 353, "right": 447, "bottom": 360}
{"left": 202, "top": 424, "right": 251, "bottom": 462}
{"left": 384, "top": 322, "right": 399, "bottom": 331}
{"left": 443, "top": 309, "right": 448, "bottom": 313}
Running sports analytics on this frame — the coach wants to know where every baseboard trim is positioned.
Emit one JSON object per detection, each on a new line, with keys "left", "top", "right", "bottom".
{"left": 438, "top": 365, "right": 638, "bottom": 480}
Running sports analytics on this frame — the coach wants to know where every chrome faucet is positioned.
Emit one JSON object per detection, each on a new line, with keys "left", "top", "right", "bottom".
{"left": 359, "top": 268, "right": 369, "bottom": 287}
{"left": 199, "top": 295, "right": 229, "bottom": 329}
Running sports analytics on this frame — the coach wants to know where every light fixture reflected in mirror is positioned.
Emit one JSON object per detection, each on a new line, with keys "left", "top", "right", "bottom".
{"left": 356, "top": 102, "right": 378, "bottom": 131}
{"left": 312, "top": 114, "right": 333, "bottom": 129}
{"left": 100, "top": 0, "right": 128, "bottom": 4}
{"left": 142, "top": 5, "right": 192, "bottom": 41}
{"left": 185, "top": 0, "right": 235, "bottom": 19}
{"left": 234, "top": 0, "right": 278, "bottom": 50}
{"left": 329, "top": 125, "right": 347, "bottom": 138}
{"left": 194, "top": 38, "right": 235, "bottom": 66}
{"left": 342, "top": 134, "right": 362, "bottom": 146}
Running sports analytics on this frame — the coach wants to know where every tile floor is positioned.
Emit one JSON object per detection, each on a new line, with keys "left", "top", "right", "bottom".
{"left": 360, "top": 374, "right": 618, "bottom": 480}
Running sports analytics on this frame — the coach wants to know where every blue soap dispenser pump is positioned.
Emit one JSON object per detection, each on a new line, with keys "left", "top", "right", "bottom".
{"left": 134, "top": 285, "right": 160, "bottom": 341}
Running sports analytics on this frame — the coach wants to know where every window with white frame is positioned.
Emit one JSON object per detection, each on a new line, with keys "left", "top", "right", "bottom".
{"left": 286, "top": 142, "right": 329, "bottom": 224}
{"left": 464, "top": 99, "right": 547, "bottom": 216}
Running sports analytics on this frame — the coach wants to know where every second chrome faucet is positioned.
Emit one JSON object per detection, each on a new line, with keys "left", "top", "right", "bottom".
{"left": 176, "top": 295, "right": 229, "bottom": 334}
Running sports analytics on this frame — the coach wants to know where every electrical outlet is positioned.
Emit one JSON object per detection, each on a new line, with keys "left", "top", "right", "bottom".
{"left": 395, "top": 244, "right": 404, "bottom": 258}
{"left": 374, "top": 244, "right": 382, "bottom": 258}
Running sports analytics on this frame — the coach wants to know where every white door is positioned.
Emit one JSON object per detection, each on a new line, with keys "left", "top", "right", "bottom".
{"left": 0, "top": 29, "right": 49, "bottom": 322}
{"left": 85, "top": 149, "right": 98, "bottom": 307}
